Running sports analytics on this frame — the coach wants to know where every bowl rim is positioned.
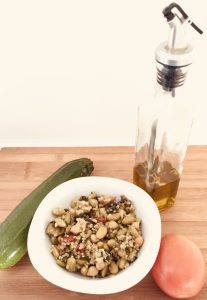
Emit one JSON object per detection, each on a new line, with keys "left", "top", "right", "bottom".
{"left": 27, "top": 176, "right": 161, "bottom": 294}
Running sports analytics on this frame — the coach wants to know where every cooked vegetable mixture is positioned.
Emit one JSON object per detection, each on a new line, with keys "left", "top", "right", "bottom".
{"left": 46, "top": 192, "right": 144, "bottom": 277}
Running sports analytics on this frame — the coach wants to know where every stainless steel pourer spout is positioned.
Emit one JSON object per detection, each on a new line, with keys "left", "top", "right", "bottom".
{"left": 163, "top": 2, "right": 203, "bottom": 51}
{"left": 155, "top": 3, "right": 203, "bottom": 91}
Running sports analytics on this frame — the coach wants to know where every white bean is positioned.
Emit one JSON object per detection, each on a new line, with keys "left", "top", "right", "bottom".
{"left": 107, "top": 213, "right": 121, "bottom": 221}
{"left": 128, "top": 225, "right": 139, "bottom": 237}
{"left": 70, "top": 224, "right": 81, "bottom": 235}
{"left": 132, "top": 221, "right": 140, "bottom": 229}
{"left": 55, "top": 217, "right": 66, "bottom": 227}
{"left": 64, "top": 212, "right": 71, "bottom": 224}
{"left": 56, "top": 259, "right": 66, "bottom": 267}
{"left": 118, "top": 258, "right": 127, "bottom": 269}
{"left": 81, "top": 266, "right": 88, "bottom": 276}
{"left": 66, "top": 257, "right": 77, "bottom": 272}
{"left": 96, "top": 261, "right": 105, "bottom": 271}
{"left": 135, "top": 235, "right": 144, "bottom": 248}
{"left": 118, "top": 249, "right": 127, "bottom": 259}
{"left": 122, "top": 215, "right": 136, "bottom": 225}
{"left": 103, "top": 243, "right": 109, "bottom": 251}
{"left": 118, "top": 209, "right": 125, "bottom": 219}
{"left": 71, "top": 198, "right": 78, "bottom": 208}
{"left": 97, "top": 241, "right": 104, "bottom": 248}
{"left": 107, "top": 221, "right": 118, "bottom": 229}
{"left": 89, "top": 198, "right": 98, "bottom": 208}
{"left": 117, "top": 228, "right": 127, "bottom": 236}
{"left": 101, "top": 266, "right": 108, "bottom": 277}
{"left": 51, "top": 246, "right": 59, "bottom": 258}
{"left": 109, "top": 261, "right": 118, "bottom": 274}
{"left": 52, "top": 208, "right": 65, "bottom": 216}
{"left": 88, "top": 192, "right": 97, "bottom": 199}
{"left": 96, "top": 226, "right": 107, "bottom": 239}
{"left": 91, "top": 234, "right": 99, "bottom": 243}
{"left": 107, "top": 239, "right": 116, "bottom": 248}
{"left": 87, "top": 266, "right": 98, "bottom": 277}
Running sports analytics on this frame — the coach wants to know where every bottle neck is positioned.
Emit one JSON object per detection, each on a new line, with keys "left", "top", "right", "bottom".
{"left": 155, "top": 83, "right": 182, "bottom": 98}
{"left": 156, "top": 62, "right": 189, "bottom": 98}
{"left": 154, "top": 79, "right": 187, "bottom": 101}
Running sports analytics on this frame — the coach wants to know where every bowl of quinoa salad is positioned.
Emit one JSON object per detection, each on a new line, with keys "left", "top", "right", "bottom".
{"left": 46, "top": 193, "right": 144, "bottom": 278}
{"left": 28, "top": 176, "right": 161, "bottom": 294}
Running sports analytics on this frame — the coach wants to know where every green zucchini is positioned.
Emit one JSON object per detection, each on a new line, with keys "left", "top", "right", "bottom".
{"left": 0, "top": 158, "right": 93, "bottom": 269}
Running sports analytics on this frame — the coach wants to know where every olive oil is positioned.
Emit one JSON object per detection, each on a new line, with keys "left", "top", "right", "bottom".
{"left": 133, "top": 160, "right": 180, "bottom": 211}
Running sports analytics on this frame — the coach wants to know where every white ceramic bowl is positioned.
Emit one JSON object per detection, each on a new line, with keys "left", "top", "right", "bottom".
{"left": 28, "top": 176, "right": 161, "bottom": 294}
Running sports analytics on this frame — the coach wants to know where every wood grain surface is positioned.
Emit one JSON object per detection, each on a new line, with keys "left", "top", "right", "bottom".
{"left": 0, "top": 146, "right": 206, "bottom": 300}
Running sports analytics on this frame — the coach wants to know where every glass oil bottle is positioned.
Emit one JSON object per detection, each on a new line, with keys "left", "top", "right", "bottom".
{"left": 133, "top": 3, "right": 203, "bottom": 211}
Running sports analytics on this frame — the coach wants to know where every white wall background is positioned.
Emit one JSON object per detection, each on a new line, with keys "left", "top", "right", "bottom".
{"left": 0, "top": 0, "right": 206, "bottom": 147}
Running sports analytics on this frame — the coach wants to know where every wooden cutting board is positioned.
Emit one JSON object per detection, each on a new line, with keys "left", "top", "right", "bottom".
{"left": 0, "top": 146, "right": 206, "bottom": 300}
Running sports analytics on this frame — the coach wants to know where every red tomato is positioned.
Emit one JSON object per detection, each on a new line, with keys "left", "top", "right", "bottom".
{"left": 151, "top": 234, "right": 206, "bottom": 298}
{"left": 76, "top": 243, "right": 85, "bottom": 251}
{"left": 63, "top": 235, "right": 74, "bottom": 243}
